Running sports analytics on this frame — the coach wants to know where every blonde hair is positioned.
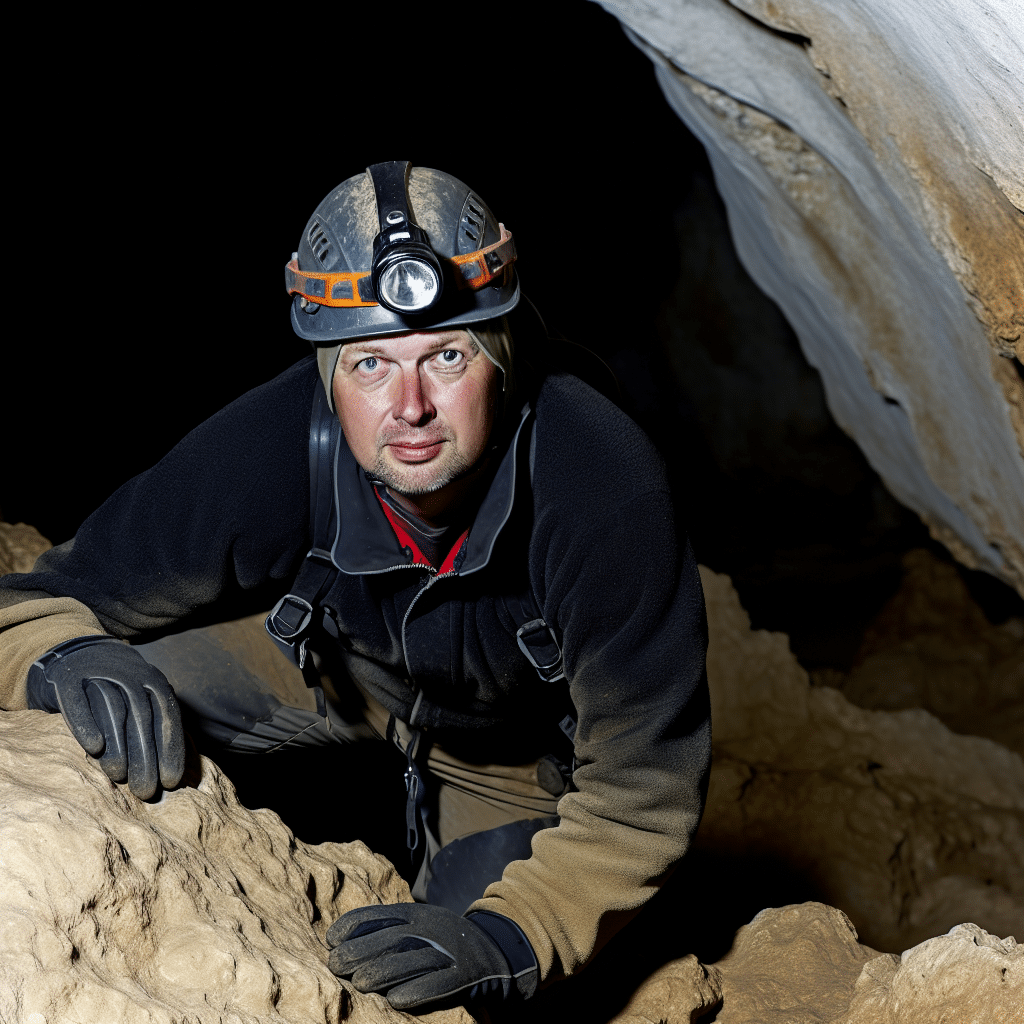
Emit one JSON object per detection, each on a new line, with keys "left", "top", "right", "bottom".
{"left": 466, "top": 316, "right": 515, "bottom": 418}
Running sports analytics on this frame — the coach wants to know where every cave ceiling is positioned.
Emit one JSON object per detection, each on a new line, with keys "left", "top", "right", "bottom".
{"left": 596, "top": 0, "right": 1024, "bottom": 595}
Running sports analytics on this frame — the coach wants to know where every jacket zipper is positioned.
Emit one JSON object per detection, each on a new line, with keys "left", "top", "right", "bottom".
{"left": 399, "top": 564, "right": 460, "bottom": 710}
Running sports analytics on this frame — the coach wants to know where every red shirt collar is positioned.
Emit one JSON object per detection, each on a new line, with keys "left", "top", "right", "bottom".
{"left": 373, "top": 489, "right": 469, "bottom": 575}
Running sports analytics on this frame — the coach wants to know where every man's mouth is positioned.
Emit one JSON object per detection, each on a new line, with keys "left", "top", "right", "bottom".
{"left": 386, "top": 439, "right": 447, "bottom": 463}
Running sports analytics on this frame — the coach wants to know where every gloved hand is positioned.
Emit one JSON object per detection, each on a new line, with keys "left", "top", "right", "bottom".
{"left": 26, "top": 635, "right": 185, "bottom": 800}
{"left": 327, "top": 902, "right": 538, "bottom": 1010}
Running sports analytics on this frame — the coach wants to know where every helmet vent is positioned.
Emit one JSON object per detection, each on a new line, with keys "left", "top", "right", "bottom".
{"left": 458, "top": 195, "right": 488, "bottom": 254}
{"left": 307, "top": 221, "right": 332, "bottom": 265}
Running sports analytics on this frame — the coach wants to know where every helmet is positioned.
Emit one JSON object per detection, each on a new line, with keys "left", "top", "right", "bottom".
{"left": 287, "top": 162, "right": 520, "bottom": 348}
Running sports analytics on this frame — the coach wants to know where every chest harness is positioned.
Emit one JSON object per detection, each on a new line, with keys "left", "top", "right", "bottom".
{"left": 264, "top": 384, "right": 570, "bottom": 860}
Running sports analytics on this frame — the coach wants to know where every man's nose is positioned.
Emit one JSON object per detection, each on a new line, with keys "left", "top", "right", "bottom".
{"left": 395, "top": 368, "right": 435, "bottom": 426}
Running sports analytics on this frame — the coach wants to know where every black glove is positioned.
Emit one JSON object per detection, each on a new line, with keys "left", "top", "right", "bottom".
{"left": 27, "top": 635, "right": 186, "bottom": 800}
{"left": 327, "top": 903, "right": 538, "bottom": 1010}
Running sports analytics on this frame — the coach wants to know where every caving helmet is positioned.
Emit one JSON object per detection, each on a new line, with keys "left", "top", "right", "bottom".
{"left": 287, "top": 162, "right": 520, "bottom": 411}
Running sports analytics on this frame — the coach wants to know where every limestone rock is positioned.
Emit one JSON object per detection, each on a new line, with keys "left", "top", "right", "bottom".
{"left": 842, "top": 922, "right": 1022, "bottom": 1024}
{"left": 697, "top": 564, "right": 1024, "bottom": 952}
{"left": 594, "top": 902, "right": 1021, "bottom": 1023}
{"left": 828, "top": 548, "right": 1024, "bottom": 755}
{"left": 607, "top": 956, "right": 723, "bottom": 1023}
{"left": 0, "top": 710, "right": 472, "bottom": 1024}
{"left": 701, "top": 902, "right": 1021, "bottom": 1023}
{"left": 0, "top": 521, "right": 51, "bottom": 576}
{"left": 710, "top": 903, "right": 881, "bottom": 1023}
{"left": 598, "top": 0, "right": 1024, "bottom": 594}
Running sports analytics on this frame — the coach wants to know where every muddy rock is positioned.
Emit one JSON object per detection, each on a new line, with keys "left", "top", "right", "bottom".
{"left": 706, "top": 902, "right": 1021, "bottom": 1023}
{"left": 696, "top": 565, "right": 1024, "bottom": 953}
{"left": 0, "top": 710, "right": 472, "bottom": 1024}
{"left": 832, "top": 548, "right": 1024, "bottom": 755}
{"left": 0, "top": 521, "right": 51, "bottom": 577}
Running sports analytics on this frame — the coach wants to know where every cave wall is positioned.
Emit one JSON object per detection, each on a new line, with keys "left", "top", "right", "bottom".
{"left": 596, "top": 0, "right": 1024, "bottom": 594}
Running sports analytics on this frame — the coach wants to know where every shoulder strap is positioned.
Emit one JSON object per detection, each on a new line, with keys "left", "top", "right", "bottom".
{"left": 506, "top": 417, "right": 566, "bottom": 684}
{"left": 307, "top": 381, "right": 338, "bottom": 553}
{"left": 270, "top": 391, "right": 565, "bottom": 691}
{"left": 265, "top": 383, "right": 339, "bottom": 681}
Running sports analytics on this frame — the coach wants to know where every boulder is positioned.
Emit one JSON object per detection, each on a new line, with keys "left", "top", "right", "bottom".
{"left": 710, "top": 903, "right": 880, "bottom": 1023}
{"left": 0, "top": 710, "right": 471, "bottom": 1024}
{"left": 842, "top": 921, "right": 1021, "bottom": 1024}
{"left": 602, "top": 903, "right": 1021, "bottom": 1022}
{"left": 711, "top": 903, "right": 1020, "bottom": 1023}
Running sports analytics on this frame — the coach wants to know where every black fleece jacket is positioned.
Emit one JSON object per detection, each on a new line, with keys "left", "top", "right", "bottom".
{"left": 0, "top": 355, "right": 711, "bottom": 981}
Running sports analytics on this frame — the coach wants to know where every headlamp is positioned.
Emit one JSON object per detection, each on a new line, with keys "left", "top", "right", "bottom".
{"left": 368, "top": 161, "right": 444, "bottom": 314}
{"left": 371, "top": 225, "right": 443, "bottom": 313}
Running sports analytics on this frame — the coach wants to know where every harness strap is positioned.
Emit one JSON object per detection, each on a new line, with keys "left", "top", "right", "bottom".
{"left": 267, "top": 385, "right": 568, "bottom": 733}
{"left": 265, "top": 551, "right": 334, "bottom": 669}
{"left": 264, "top": 382, "right": 338, "bottom": 698}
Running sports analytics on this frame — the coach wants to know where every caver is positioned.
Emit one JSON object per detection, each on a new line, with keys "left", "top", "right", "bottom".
{"left": 0, "top": 162, "right": 712, "bottom": 1011}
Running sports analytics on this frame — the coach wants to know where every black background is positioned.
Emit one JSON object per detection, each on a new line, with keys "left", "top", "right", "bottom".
{"left": 5, "top": 3, "right": 688, "bottom": 546}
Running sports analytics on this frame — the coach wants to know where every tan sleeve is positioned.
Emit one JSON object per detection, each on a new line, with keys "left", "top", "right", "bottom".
{"left": 469, "top": 782, "right": 697, "bottom": 985}
{"left": 0, "top": 595, "right": 109, "bottom": 710}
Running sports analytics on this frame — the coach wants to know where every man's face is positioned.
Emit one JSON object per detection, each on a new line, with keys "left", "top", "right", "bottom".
{"left": 333, "top": 329, "right": 498, "bottom": 503}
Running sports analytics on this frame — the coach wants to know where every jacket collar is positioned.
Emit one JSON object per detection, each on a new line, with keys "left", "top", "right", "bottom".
{"left": 329, "top": 402, "right": 533, "bottom": 576}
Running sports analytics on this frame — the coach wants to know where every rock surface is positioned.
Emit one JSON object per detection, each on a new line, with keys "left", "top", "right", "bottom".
{"left": 600, "top": 902, "right": 1021, "bottom": 1022}
{"left": 606, "top": 956, "right": 724, "bottom": 1023}
{"left": 821, "top": 547, "right": 1024, "bottom": 756}
{"left": 0, "top": 521, "right": 52, "bottom": 577}
{"left": 713, "top": 903, "right": 1021, "bottom": 1024}
{"left": 711, "top": 903, "right": 879, "bottom": 1023}
{"left": 598, "top": 0, "right": 1024, "bottom": 595}
{"left": 0, "top": 710, "right": 471, "bottom": 1024}
{"left": 842, "top": 921, "right": 1022, "bottom": 1024}
{"left": 696, "top": 564, "right": 1024, "bottom": 953}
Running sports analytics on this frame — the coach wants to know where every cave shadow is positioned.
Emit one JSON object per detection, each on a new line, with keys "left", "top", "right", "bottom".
{"left": 190, "top": 739, "right": 826, "bottom": 1023}
{"left": 481, "top": 847, "right": 825, "bottom": 1024}
{"left": 194, "top": 737, "right": 413, "bottom": 872}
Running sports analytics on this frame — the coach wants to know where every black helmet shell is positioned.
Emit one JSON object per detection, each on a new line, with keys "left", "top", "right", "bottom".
{"left": 290, "top": 166, "right": 520, "bottom": 346}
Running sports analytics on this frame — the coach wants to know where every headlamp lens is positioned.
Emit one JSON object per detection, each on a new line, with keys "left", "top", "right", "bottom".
{"left": 378, "top": 259, "right": 441, "bottom": 312}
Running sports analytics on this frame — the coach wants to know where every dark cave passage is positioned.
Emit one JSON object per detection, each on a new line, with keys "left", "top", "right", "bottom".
{"left": 3, "top": 7, "right": 1021, "bottom": 1015}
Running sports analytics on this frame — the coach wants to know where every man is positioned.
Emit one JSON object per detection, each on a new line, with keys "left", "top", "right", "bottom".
{"left": 0, "top": 162, "right": 711, "bottom": 1011}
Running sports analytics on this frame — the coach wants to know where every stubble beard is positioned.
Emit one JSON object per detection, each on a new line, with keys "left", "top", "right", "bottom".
{"left": 369, "top": 441, "right": 477, "bottom": 497}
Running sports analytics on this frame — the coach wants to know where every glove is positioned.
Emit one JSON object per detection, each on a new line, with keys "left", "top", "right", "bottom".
{"left": 327, "top": 902, "right": 538, "bottom": 1010}
{"left": 27, "top": 635, "right": 186, "bottom": 800}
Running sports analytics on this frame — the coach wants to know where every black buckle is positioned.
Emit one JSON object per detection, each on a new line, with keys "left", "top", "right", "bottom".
{"left": 516, "top": 618, "right": 564, "bottom": 683}
{"left": 265, "top": 594, "right": 314, "bottom": 668}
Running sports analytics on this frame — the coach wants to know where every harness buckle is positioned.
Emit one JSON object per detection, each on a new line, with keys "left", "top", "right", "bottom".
{"left": 265, "top": 594, "right": 314, "bottom": 668}
{"left": 516, "top": 618, "right": 564, "bottom": 682}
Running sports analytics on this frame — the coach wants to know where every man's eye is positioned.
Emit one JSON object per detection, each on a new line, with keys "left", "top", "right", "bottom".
{"left": 438, "top": 350, "right": 463, "bottom": 365}
{"left": 357, "top": 357, "right": 379, "bottom": 372}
